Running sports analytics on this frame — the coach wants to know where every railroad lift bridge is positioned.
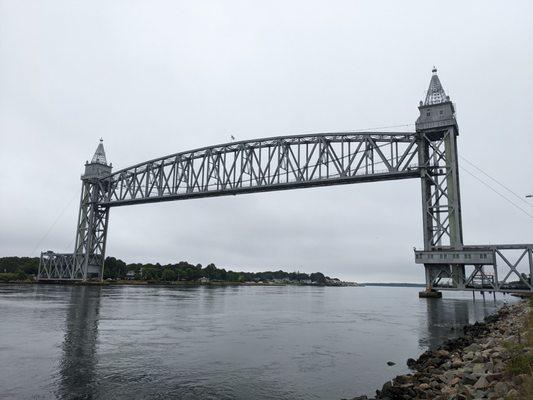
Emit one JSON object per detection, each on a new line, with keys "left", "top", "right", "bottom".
{"left": 38, "top": 70, "right": 533, "bottom": 296}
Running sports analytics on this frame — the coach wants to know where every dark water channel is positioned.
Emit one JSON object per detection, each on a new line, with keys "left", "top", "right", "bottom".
{"left": 0, "top": 284, "right": 512, "bottom": 399}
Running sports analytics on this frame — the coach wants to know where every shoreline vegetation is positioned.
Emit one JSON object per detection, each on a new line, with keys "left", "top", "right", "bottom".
{"left": 0, "top": 256, "right": 357, "bottom": 286}
{"left": 348, "top": 299, "right": 533, "bottom": 400}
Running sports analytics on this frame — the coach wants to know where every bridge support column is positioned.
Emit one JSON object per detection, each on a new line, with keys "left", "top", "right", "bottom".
{"left": 419, "top": 266, "right": 442, "bottom": 298}
{"left": 415, "top": 69, "right": 464, "bottom": 296}
{"left": 73, "top": 179, "right": 110, "bottom": 281}
{"left": 37, "top": 140, "right": 112, "bottom": 282}
{"left": 73, "top": 142, "right": 112, "bottom": 281}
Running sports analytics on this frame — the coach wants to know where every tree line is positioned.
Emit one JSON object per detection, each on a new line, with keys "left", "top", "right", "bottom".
{"left": 0, "top": 257, "right": 39, "bottom": 281}
{"left": 0, "top": 256, "right": 330, "bottom": 284}
{"left": 104, "top": 257, "right": 329, "bottom": 284}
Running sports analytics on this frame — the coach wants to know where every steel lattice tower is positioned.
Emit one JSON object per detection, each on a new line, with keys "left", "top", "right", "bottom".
{"left": 415, "top": 68, "right": 465, "bottom": 292}
{"left": 72, "top": 140, "right": 112, "bottom": 280}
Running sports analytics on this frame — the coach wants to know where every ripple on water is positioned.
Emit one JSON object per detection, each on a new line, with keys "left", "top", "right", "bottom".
{"left": 0, "top": 284, "right": 515, "bottom": 400}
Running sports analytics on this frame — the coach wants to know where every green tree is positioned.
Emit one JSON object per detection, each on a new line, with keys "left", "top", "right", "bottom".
{"left": 203, "top": 263, "right": 217, "bottom": 279}
{"left": 144, "top": 267, "right": 160, "bottom": 281}
{"left": 161, "top": 268, "right": 177, "bottom": 282}
{"left": 0, "top": 273, "right": 18, "bottom": 282}
{"left": 104, "top": 257, "right": 127, "bottom": 279}
{"left": 310, "top": 272, "right": 326, "bottom": 284}
{"left": 0, "top": 257, "right": 39, "bottom": 275}
{"left": 15, "top": 268, "right": 27, "bottom": 281}
{"left": 186, "top": 267, "right": 201, "bottom": 281}
{"left": 225, "top": 271, "right": 234, "bottom": 281}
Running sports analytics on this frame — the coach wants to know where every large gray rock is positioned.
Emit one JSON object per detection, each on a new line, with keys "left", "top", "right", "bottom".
{"left": 471, "top": 363, "right": 485, "bottom": 374}
{"left": 472, "top": 375, "right": 489, "bottom": 389}
{"left": 493, "top": 381, "right": 508, "bottom": 396}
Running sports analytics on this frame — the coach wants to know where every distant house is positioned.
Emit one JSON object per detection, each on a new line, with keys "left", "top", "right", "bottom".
{"left": 125, "top": 270, "right": 136, "bottom": 280}
{"left": 199, "top": 277, "right": 210, "bottom": 283}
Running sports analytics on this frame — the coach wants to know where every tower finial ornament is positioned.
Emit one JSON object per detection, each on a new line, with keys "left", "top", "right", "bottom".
{"left": 424, "top": 68, "right": 448, "bottom": 105}
{"left": 416, "top": 69, "right": 457, "bottom": 133}
{"left": 91, "top": 139, "right": 108, "bottom": 165}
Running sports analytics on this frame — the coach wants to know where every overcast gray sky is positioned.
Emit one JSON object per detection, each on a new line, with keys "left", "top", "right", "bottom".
{"left": 1, "top": 1, "right": 532, "bottom": 282}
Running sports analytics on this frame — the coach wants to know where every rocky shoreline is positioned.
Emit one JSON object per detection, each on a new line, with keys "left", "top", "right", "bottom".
{"left": 349, "top": 300, "right": 532, "bottom": 400}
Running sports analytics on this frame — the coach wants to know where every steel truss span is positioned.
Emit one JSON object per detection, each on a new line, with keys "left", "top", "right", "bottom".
{"left": 37, "top": 131, "right": 420, "bottom": 282}
{"left": 103, "top": 132, "right": 419, "bottom": 207}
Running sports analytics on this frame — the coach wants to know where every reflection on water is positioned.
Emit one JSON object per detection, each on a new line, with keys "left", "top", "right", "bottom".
{"left": 420, "top": 295, "right": 502, "bottom": 349}
{"left": 0, "top": 284, "right": 513, "bottom": 400}
{"left": 57, "top": 286, "right": 101, "bottom": 400}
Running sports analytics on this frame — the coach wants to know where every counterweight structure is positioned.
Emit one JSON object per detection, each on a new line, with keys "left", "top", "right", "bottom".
{"left": 38, "top": 71, "right": 533, "bottom": 293}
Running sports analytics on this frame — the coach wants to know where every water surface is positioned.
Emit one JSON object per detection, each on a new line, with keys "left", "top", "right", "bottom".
{"left": 0, "top": 284, "right": 511, "bottom": 399}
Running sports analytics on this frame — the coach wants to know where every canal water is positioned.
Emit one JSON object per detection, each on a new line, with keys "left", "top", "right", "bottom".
{"left": 0, "top": 284, "right": 512, "bottom": 400}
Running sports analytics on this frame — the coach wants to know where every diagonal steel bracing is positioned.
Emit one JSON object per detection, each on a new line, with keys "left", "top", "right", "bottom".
{"left": 103, "top": 132, "right": 420, "bottom": 207}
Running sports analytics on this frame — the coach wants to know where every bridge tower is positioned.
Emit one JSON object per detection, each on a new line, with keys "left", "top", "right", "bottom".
{"left": 72, "top": 140, "right": 112, "bottom": 280}
{"left": 416, "top": 68, "right": 464, "bottom": 295}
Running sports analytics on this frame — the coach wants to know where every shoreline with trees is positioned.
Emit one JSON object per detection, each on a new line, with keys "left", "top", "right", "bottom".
{"left": 0, "top": 256, "right": 358, "bottom": 286}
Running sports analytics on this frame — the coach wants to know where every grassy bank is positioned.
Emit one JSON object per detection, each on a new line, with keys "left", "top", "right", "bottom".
{"left": 507, "top": 298, "right": 533, "bottom": 398}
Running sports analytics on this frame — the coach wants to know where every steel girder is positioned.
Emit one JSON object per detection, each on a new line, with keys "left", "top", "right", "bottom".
{"left": 426, "top": 244, "right": 533, "bottom": 293}
{"left": 102, "top": 132, "right": 420, "bottom": 207}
